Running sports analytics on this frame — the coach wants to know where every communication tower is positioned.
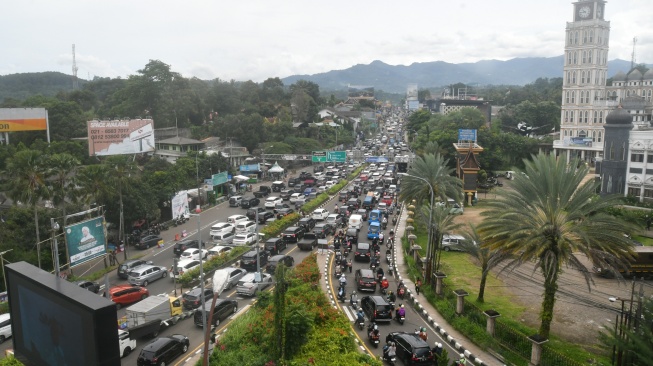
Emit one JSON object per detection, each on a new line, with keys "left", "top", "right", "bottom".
{"left": 72, "top": 44, "right": 79, "bottom": 90}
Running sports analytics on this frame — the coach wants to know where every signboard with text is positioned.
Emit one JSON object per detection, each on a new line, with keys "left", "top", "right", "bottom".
{"left": 64, "top": 216, "right": 107, "bottom": 267}
{"left": 87, "top": 119, "right": 155, "bottom": 156}
{"left": 212, "top": 171, "right": 228, "bottom": 185}
{"left": 312, "top": 151, "right": 346, "bottom": 163}
{"left": 458, "top": 129, "right": 477, "bottom": 142}
{"left": 0, "top": 108, "right": 48, "bottom": 132}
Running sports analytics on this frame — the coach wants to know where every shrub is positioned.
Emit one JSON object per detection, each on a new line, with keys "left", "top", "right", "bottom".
{"left": 300, "top": 193, "right": 330, "bottom": 213}
{"left": 261, "top": 213, "right": 300, "bottom": 238}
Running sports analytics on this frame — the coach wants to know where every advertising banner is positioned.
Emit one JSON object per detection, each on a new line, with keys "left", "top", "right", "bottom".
{"left": 0, "top": 108, "right": 47, "bottom": 131}
{"left": 212, "top": 171, "right": 228, "bottom": 185}
{"left": 171, "top": 191, "right": 190, "bottom": 220}
{"left": 87, "top": 119, "right": 155, "bottom": 156}
{"left": 64, "top": 216, "right": 107, "bottom": 267}
{"left": 239, "top": 164, "right": 260, "bottom": 172}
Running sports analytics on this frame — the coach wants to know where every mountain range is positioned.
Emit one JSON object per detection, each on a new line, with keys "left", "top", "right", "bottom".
{"left": 282, "top": 56, "right": 644, "bottom": 93}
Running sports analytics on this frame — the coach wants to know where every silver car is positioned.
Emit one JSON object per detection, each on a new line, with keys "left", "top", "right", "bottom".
{"left": 236, "top": 272, "right": 273, "bottom": 297}
{"left": 127, "top": 265, "right": 168, "bottom": 286}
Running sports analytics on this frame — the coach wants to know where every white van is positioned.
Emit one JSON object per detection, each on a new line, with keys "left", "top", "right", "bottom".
{"left": 0, "top": 313, "right": 11, "bottom": 343}
{"left": 235, "top": 220, "right": 256, "bottom": 234}
{"left": 210, "top": 222, "right": 234, "bottom": 239}
{"left": 348, "top": 214, "right": 363, "bottom": 231}
{"left": 227, "top": 215, "right": 248, "bottom": 225}
{"left": 213, "top": 231, "right": 235, "bottom": 244}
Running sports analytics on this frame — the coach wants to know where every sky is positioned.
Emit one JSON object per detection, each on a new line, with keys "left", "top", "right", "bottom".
{"left": 2, "top": 0, "right": 651, "bottom": 83}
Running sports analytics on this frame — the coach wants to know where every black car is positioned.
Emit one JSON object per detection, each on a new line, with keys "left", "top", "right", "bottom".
{"left": 313, "top": 223, "right": 334, "bottom": 239}
{"left": 194, "top": 299, "right": 238, "bottom": 327}
{"left": 266, "top": 254, "right": 295, "bottom": 273}
{"left": 135, "top": 235, "right": 163, "bottom": 250}
{"left": 356, "top": 209, "right": 368, "bottom": 221}
{"left": 173, "top": 239, "right": 205, "bottom": 257}
{"left": 240, "top": 250, "right": 269, "bottom": 272}
{"left": 254, "top": 186, "right": 272, "bottom": 198}
{"left": 279, "top": 189, "right": 292, "bottom": 200}
{"left": 182, "top": 287, "right": 214, "bottom": 310}
{"left": 246, "top": 207, "right": 267, "bottom": 221}
{"left": 345, "top": 228, "right": 359, "bottom": 246}
{"left": 361, "top": 295, "right": 393, "bottom": 323}
{"left": 354, "top": 242, "right": 371, "bottom": 262}
{"left": 297, "top": 217, "right": 316, "bottom": 231}
{"left": 240, "top": 196, "right": 260, "bottom": 209}
{"left": 77, "top": 280, "right": 100, "bottom": 293}
{"left": 276, "top": 207, "right": 294, "bottom": 219}
{"left": 287, "top": 177, "right": 301, "bottom": 187}
{"left": 264, "top": 237, "right": 287, "bottom": 255}
{"left": 258, "top": 211, "right": 275, "bottom": 224}
{"left": 385, "top": 332, "right": 435, "bottom": 365}
{"left": 136, "top": 334, "right": 189, "bottom": 366}
{"left": 355, "top": 269, "right": 377, "bottom": 292}
{"left": 282, "top": 226, "right": 305, "bottom": 243}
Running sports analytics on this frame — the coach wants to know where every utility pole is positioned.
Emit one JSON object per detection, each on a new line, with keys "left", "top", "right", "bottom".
{"left": 0, "top": 250, "right": 12, "bottom": 291}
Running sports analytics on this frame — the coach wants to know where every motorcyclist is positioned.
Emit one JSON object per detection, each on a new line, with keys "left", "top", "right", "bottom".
{"left": 418, "top": 327, "right": 428, "bottom": 341}
{"left": 337, "top": 285, "right": 345, "bottom": 300}
{"left": 456, "top": 353, "right": 467, "bottom": 365}
{"left": 339, "top": 273, "right": 347, "bottom": 287}
{"left": 379, "top": 232, "right": 384, "bottom": 244}
{"left": 397, "top": 304, "right": 406, "bottom": 319}
{"left": 368, "top": 322, "right": 380, "bottom": 338}
{"left": 376, "top": 267, "right": 384, "bottom": 281}
{"left": 350, "top": 291, "right": 358, "bottom": 307}
{"left": 334, "top": 204, "right": 339, "bottom": 213}
{"left": 356, "top": 309, "right": 365, "bottom": 324}
{"left": 387, "top": 290, "right": 396, "bottom": 303}
{"left": 388, "top": 229, "right": 395, "bottom": 239}
{"left": 380, "top": 277, "right": 389, "bottom": 291}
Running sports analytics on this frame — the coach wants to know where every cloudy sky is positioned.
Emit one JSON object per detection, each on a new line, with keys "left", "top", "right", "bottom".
{"left": 2, "top": 0, "right": 651, "bottom": 82}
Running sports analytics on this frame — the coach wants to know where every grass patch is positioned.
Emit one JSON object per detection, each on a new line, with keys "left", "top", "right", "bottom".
{"left": 633, "top": 235, "right": 653, "bottom": 246}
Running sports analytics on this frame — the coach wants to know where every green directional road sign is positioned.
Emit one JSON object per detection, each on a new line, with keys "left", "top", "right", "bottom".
{"left": 312, "top": 151, "right": 346, "bottom": 163}
{"left": 212, "top": 171, "right": 228, "bottom": 185}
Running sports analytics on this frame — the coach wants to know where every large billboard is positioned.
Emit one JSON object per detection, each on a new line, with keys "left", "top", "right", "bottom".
{"left": 0, "top": 108, "right": 48, "bottom": 131}
{"left": 171, "top": 191, "right": 190, "bottom": 221}
{"left": 87, "top": 119, "right": 155, "bottom": 156}
{"left": 406, "top": 84, "right": 418, "bottom": 100}
{"left": 64, "top": 216, "right": 107, "bottom": 268}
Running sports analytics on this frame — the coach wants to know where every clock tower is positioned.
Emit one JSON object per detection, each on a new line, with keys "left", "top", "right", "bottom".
{"left": 556, "top": 0, "right": 611, "bottom": 164}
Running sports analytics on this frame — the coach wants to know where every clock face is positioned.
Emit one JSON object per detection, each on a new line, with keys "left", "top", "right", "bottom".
{"left": 579, "top": 5, "right": 591, "bottom": 19}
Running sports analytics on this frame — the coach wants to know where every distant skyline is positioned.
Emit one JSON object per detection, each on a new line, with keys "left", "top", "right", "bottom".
{"left": 2, "top": 0, "right": 651, "bottom": 83}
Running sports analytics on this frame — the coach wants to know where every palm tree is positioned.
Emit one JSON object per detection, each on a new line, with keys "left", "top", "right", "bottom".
{"left": 48, "top": 153, "right": 81, "bottom": 220}
{"left": 399, "top": 153, "right": 463, "bottom": 206}
{"left": 477, "top": 153, "right": 636, "bottom": 338}
{"left": 76, "top": 164, "right": 113, "bottom": 207}
{"left": 419, "top": 203, "right": 462, "bottom": 281}
{"left": 4, "top": 149, "right": 50, "bottom": 268}
{"left": 460, "top": 224, "right": 511, "bottom": 302}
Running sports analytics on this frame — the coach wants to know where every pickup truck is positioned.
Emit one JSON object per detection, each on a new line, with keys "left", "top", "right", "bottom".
{"left": 254, "top": 186, "right": 271, "bottom": 198}
{"left": 297, "top": 232, "right": 318, "bottom": 251}
{"left": 125, "top": 295, "right": 184, "bottom": 338}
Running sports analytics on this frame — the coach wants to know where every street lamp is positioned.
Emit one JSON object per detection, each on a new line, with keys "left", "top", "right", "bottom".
{"left": 398, "top": 172, "right": 435, "bottom": 283}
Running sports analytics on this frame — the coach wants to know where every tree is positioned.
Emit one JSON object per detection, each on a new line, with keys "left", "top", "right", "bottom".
{"left": 460, "top": 223, "right": 511, "bottom": 302}
{"left": 3, "top": 149, "right": 50, "bottom": 267}
{"left": 419, "top": 203, "right": 462, "bottom": 281}
{"left": 600, "top": 296, "right": 653, "bottom": 366}
{"left": 477, "top": 153, "right": 636, "bottom": 338}
{"left": 398, "top": 153, "right": 463, "bottom": 206}
{"left": 47, "top": 153, "right": 80, "bottom": 220}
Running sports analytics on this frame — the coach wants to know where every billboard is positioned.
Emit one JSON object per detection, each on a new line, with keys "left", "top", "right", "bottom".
{"left": 0, "top": 108, "right": 48, "bottom": 131}
{"left": 171, "top": 191, "right": 190, "bottom": 220}
{"left": 6, "top": 262, "right": 120, "bottom": 366}
{"left": 458, "top": 129, "right": 477, "bottom": 141}
{"left": 406, "top": 84, "right": 418, "bottom": 100}
{"left": 87, "top": 119, "right": 155, "bottom": 156}
{"left": 212, "top": 171, "right": 228, "bottom": 185}
{"left": 239, "top": 164, "right": 260, "bottom": 172}
{"left": 65, "top": 216, "right": 107, "bottom": 268}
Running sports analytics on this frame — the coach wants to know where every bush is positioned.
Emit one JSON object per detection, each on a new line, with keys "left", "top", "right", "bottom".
{"left": 300, "top": 193, "right": 330, "bottom": 214}
{"left": 261, "top": 213, "right": 300, "bottom": 238}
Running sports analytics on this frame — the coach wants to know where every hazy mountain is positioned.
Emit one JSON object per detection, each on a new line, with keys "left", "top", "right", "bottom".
{"left": 282, "top": 56, "right": 644, "bottom": 93}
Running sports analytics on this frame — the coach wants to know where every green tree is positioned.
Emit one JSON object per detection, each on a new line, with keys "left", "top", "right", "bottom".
{"left": 398, "top": 153, "right": 463, "bottom": 206}
{"left": 477, "top": 153, "right": 636, "bottom": 338}
{"left": 3, "top": 149, "right": 50, "bottom": 267}
{"left": 420, "top": 203, "right": 462, "bottom": 280}
{"left": 460, "top": 223, "right": 511, "bottom": 302}
{"left": 600, "top": 296, "right": 653, "bottom": 366}
{"left": 47, "top": 153, "right": 80, "bottom": 221}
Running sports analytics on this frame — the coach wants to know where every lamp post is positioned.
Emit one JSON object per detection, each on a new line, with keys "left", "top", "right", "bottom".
{"left": 398, "top": 172, "right": 435, "bottom": 283}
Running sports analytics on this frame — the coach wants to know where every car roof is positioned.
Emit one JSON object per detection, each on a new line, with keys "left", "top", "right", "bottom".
{"left": 177, "top": 259, "right": 198, "bottom": 266}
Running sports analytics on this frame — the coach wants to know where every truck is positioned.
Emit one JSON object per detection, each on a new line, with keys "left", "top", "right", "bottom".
{"left": 254, "top": 185, "right": 271, "bottom": 198}
{"left": 125, "top": 295, "right": 184, "bottom": 338}
{"left": 118, "top": 329, "right": 137, "bottom": 358}
{"left": 595, "top": 246, "right": 653, "bottom": 279}
{"left": 297, "top": 232, "right": 318, "bottom": 251}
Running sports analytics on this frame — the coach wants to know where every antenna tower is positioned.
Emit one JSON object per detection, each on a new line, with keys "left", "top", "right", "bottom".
{"left": 630, "top": 37, "right": 638, "bottom": 70}
{"left": 72, "top": 44, "right": 79, "bottom": 90}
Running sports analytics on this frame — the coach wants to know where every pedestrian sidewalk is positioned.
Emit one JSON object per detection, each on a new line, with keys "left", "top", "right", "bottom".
{"left": 391, "top": 209, "right": 504, "bottom": 366}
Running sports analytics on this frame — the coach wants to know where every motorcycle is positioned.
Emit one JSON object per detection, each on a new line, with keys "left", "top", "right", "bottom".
{"left": 382, "top": 221, "right": 387, "bottom": 230}
{"left": 392, "top": 216, "right": 397, "bottom": 225}
{"left": 395, "top": 310, "right": 405, "bottom": 325}
{"left": 337, "top": 286, "right": 346, "bottom": 302}
{"left": 382, "top": 347, "right": 396, "bottom": 365}
{"left": 357, "top": 316, "right": 365, "bottom": 330}
{"left": 386, "top": 253, "right": 392, "bottom": 264}
{"left": 397, "top": 286, "right": 406, "bottom": 299}
{"left": 350, "top": 298, "right": 358, "bottom": 310}
{"left": 367, "top": 324, "right": 380, "bottom": 348}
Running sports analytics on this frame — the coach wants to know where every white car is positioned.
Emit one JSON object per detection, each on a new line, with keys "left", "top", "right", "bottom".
{"left": 289, "top": 193, "right": 303, "bottom": 203}
{"left": 236, "top": 272, "right": 273, "bottom": 297}
{"left": 170, "top": 259, "right": 201, "bottom": 279}
{"left": 233, "top": 233, "right": 258, "bottom": 246}
{"left": 207, "top": 245, "right": 232, "bottom": 258}
{"left": 312, "top": 208, "right": 330, "bottom": 221}
{"left": 316, "top": 186, "right": 327, "bottom": 193}
{"left": 325, "top": 181, "right": 335, "bottom": 189}
{"left": 442, "top": 234, "right": 474, "bottom": 252}
{"left": 227, "top": 215, "right": 248, "bottom": 225}
{"left": 265, "top": 196, "right": 282, "bottom": 208}
{"left": 118, "top": 329, "right": 136, "bottom": 358}
{"left": 210, "top": 222, "right": 234, "bottom": 239}
{"left": 179, "top": 248, "right": 208, "bottom": 261}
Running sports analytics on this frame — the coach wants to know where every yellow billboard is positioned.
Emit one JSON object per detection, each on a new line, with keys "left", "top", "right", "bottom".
{"left": 0, "top": 108, "right": 48, "bottom": 131}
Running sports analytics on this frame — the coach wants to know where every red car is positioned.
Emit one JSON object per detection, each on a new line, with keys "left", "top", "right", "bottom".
{"left": 109, "top": 284, "right": 149, "bottom": 309}
{"left": 382, "top": 196, "right": 394, "bottom": 206}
